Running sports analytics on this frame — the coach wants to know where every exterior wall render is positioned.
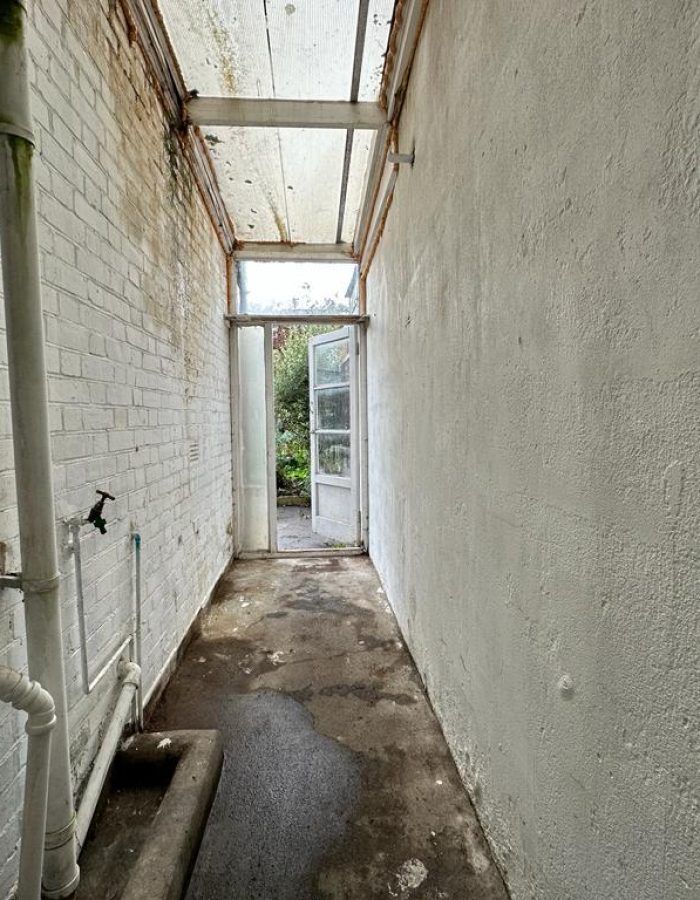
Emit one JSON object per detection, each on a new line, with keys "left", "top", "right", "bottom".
{"left": 0, "top": 1, "right": 232, "bottom": 895}
{"left": 366, "top": 2, "right": 700, "bottom": 898}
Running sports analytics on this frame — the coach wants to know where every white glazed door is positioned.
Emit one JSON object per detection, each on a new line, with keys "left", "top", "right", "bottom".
{"left": 308, "top": 326, "right": 359, "bottom": 545}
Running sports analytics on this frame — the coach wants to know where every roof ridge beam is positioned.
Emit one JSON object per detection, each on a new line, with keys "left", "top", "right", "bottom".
{"left": 186, "top": 98, "right": 386, "bottom": 130}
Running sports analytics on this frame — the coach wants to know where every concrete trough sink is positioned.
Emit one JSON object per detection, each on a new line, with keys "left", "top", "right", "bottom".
{"left": 75, "top": 730, "right": 223, "bottom": 900}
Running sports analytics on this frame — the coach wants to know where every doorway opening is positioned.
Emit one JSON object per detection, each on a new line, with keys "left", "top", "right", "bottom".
{"left": 274, "top": 323, "right": 356, "bottom": 550}
{"left": 232, "top": 260, "right": 367, "bottom": 557}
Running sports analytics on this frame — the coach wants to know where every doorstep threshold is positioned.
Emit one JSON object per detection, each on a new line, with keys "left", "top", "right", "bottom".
{"left": 237, "top": 547, "right": 366, "bottom": 560}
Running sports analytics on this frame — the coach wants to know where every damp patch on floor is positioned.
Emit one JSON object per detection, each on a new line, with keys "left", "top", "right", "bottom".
{"left": 148, "top": 557, "right": 508, "bottom": 900}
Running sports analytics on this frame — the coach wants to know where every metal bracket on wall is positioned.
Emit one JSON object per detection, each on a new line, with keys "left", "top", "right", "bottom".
{"left": 387, "top": 150, "right": 415, "bottom": 166}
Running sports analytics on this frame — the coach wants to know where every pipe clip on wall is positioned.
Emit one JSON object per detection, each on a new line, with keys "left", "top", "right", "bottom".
{"left": 0, "top": 121, "right": 34, "bottom": 145}
{"left": 0, "top": 573, "right": 22, "bottom": 590}
{"left": 387, "top": 149, "right": 415, "bottom": 166}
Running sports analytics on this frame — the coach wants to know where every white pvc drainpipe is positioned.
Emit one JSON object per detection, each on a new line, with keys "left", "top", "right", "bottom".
{"left": 0, "top": 4, "right": 80, "bottom": 896}
{"left": 0, "top": 666, "right": 56, "bottom": 900}
{"left": 75, "top": 660, "right": 141, "bottom": 852}
{"left": 58, "top": 518, "right": 143, "bottom": 881}
{"left": 66, "top": 521, "right": 136, "bottom": 695}
{"left": 63, "top": 522, "right": 144, "bottom": 847}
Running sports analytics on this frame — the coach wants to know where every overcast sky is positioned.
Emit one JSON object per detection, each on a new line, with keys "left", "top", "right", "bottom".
{"left": 239, "top": 262, "right": 357, "bottom": 314}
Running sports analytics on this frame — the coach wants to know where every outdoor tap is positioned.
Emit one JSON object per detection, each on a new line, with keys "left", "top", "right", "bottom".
{"left": 87, "top": 490, "right": 115, "bottom": 535}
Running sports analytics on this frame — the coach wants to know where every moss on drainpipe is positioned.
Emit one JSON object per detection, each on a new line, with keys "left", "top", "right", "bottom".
{"left": 8, "top": 135, "right": 33, "bottom": 230}
{"left": 0, "top": 1, "right": 23, "bottom": 45}
{"left": 0, "top": 0, "right": 32, "bottom": 227}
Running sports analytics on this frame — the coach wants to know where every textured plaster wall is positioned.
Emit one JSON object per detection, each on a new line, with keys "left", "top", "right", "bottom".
{"left": 0, "top": 2, "right": 232, "bottom": 895}
{"left": 367, "top": 2, "right": 700, "bottom": 898}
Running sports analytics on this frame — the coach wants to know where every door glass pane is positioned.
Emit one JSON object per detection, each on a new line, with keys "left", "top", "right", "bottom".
{"left": 316, "top": 387, "right": 350, "bottom": 430}
{"left": 314, "top": 340, "right": 350, "bottom": 385}
{"left": 238, "top": 326, "right": 269, "bottom": 551}
{"left": 317, "top": 433, "right": 351, "bottom": 477}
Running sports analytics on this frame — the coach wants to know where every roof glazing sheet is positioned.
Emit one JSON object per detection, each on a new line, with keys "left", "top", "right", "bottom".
{"left": 160, "top": 0, "right": 393, "bottom": 100}
{"left": 159, "top": 0, "right": 396, "bottom": 245}
{"left": 204, "top": 127, "right": 374, "bottom": 243}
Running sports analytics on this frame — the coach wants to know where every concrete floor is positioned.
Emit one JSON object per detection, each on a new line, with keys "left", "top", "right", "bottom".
{"left": 276, "top": 505, "right": 337, "bottom": 550}
{"left": 149, "top": 558, "right": 507, "bottom": 900}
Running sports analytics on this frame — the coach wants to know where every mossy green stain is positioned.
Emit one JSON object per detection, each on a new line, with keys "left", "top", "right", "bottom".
{"left": 0, "top": 2, "right": 32, "bottom": 234}
{"left": 0, "top": 1, "right": 24, "bottom": 45}
{"left": 7, "top": 134, "right": 33, "bottom": 233}
{"left": 164, "top": 124, "right": 179, "bottom": 197}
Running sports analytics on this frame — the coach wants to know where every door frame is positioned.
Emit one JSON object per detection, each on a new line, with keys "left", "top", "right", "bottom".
{"left": 230, "top": 314, "right": 369, "bottom": 559}
{"left": 308, "top": 326, "right": 360, "bottom": 546}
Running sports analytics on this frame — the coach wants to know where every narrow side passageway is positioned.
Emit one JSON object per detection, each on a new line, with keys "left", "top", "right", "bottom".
{"left": 149, "top": 558, "right": 507, "bottom": 899}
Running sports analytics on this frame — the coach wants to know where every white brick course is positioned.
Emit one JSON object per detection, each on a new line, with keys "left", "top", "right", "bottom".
{"left": 0, "top": 3, "right": 233, "bottom": 896}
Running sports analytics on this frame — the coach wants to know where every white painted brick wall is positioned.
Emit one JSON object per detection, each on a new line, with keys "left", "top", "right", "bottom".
{"left": 0, "top": 2, "right": 233, "bottom": 896}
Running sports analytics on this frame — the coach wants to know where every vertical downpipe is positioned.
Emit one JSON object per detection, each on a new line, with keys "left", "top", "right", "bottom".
{"left": 0, "top": 2, "right": 80, "bottom": 896}
{"left": 132, "top": 532, "right": 143, "bottom": 729}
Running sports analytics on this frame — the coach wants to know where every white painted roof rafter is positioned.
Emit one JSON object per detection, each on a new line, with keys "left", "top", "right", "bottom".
{"left": 186, "top": 97, "right": 386, "bottom": 131}
{"left": 233, "top": 242, "right": 355, "bottom": 262}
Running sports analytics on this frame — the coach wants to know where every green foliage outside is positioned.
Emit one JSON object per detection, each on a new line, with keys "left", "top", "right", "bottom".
{"left": 273, "top": 326, "right": 325, "bottom": 497}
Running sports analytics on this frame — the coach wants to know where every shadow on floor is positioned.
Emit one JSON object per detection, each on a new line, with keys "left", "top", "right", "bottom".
{"left": 148, "top": 557, "right": 508, "bottom": 900}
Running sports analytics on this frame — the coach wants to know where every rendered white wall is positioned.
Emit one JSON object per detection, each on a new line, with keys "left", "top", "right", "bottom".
{"left": 0, "top": 2, "right": 233, "bottom": 896}
{"left": 367, "top": 2, "right": 699, "bottom": 898}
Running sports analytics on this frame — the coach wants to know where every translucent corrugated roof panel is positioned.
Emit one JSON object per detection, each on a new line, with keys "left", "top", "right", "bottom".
{"left": 160, "top": 1, "right": 393, "bottom": 100}
{"left": 203, "top": 126, "right": 374, "bottom": 243}
{"left": 360, "top": 1, "right": 395, "bottom": 101}
{"left": 158, "top": 0, "right": 396, "bottom": 248}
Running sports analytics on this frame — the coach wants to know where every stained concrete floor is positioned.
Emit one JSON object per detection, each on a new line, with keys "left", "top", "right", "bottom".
{"left": 149, "top": 557, "right": 507, "bottom": 900}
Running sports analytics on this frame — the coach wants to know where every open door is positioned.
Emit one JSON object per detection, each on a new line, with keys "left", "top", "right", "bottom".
{"left": 309, "top": 326, "right": 360, "bottom": 545}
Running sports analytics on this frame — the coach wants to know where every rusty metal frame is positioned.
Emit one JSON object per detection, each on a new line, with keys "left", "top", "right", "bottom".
{"left": 354, "top": 0, "right": 430, "bottom": 268}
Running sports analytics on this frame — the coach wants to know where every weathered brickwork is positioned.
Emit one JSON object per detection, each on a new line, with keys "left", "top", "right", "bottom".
{"left": 0, "top": 2, "right": 233, "bottom": 895}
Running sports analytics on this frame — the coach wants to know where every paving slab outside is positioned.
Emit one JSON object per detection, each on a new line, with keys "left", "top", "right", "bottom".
{"left": 276, "top": 505, "right": 338, "bottom": 551}
{"left": 149, "top": 557, "right": 507, "bottom": 900}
